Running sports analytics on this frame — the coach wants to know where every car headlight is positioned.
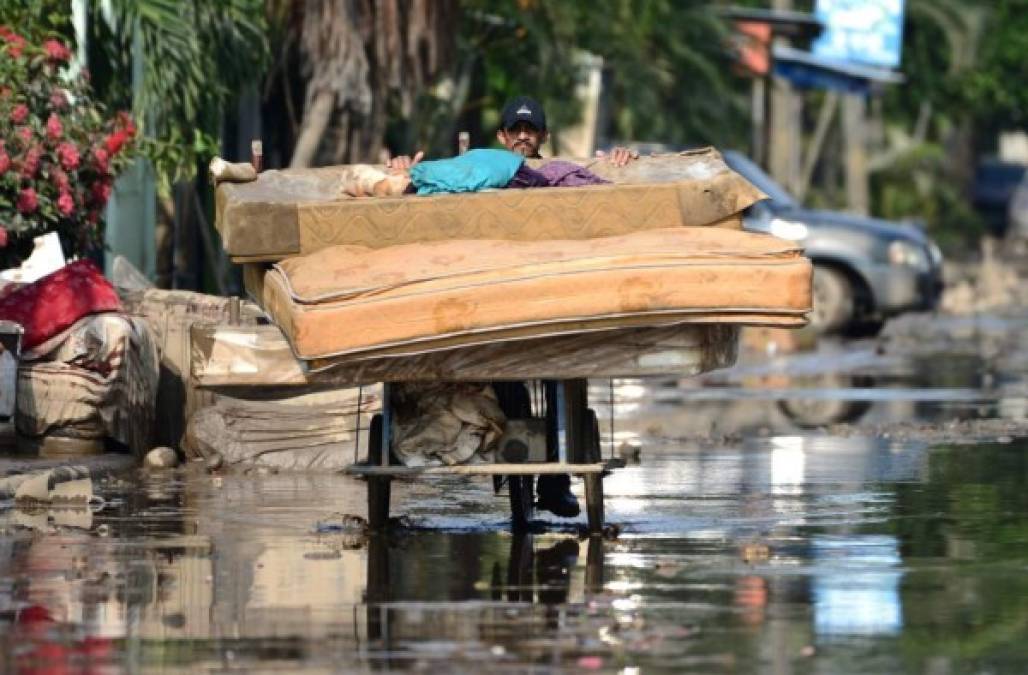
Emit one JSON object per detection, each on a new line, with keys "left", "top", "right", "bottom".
{"left": 887, "top": 240, "right": 929, "bottom": 270}
{"left": 768, "top": 217, "right": 808, "bottom": 240}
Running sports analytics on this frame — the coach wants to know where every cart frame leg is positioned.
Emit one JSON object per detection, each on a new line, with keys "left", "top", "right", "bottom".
{"left": 584, "top": 473, "right": 604, "bottom": 534}
{"left": 367, "top": 411, "right": 391, "bottom": 530}
{"left": 509, "top": 475, "right": 535, "bottom": 532}
{"left": 368, "top": 476, "right": 391, "bottom": 530}
{"left": 582, "top": 402, "right": 604, "bottom": 534}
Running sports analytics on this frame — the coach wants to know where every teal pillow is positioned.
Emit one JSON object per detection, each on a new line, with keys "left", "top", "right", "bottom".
{"left": 410, "top": 149, "right": 524, "bottom": 195}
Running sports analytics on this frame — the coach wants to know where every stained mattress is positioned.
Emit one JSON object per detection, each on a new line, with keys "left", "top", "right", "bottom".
{"left": 246, "top": 227, "right": 811, "bottom": 364}
{"left": 216, "top": 147, "right": 763, "bottom": 261}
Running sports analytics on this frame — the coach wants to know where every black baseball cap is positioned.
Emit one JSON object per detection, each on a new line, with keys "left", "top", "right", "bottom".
{"left": 499, "top": 96, "right": 547, "bottom": 131}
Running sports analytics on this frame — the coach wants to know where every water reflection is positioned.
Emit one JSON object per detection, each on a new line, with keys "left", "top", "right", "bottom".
{"left": 1, "top": 438, "right": 1028, "bottom": 672}
{"left": 597, "top": 319, "right": 1028, "bottom": 445}
{"left": 811, "top": 535, "right": 903, "bottom": 637}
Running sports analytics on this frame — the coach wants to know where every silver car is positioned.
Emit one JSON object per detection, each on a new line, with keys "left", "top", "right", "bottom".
{"left": 724, "top": 151, "right": 944, "bottom": 336}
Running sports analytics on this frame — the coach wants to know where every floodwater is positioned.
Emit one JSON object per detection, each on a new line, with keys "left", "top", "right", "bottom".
{"left": 3, "top": 435, "right": 1028, "bottom": 672}
{"left": 3, "top": 320, "right": 1028, "bottom": 672}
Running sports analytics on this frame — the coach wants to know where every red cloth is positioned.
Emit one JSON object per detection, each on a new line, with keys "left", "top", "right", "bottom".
{"left": 0, "top": 259, "right": 121, "bottom": 350}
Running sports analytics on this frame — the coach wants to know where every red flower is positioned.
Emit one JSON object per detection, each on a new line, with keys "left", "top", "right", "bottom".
{"left": 93, "top": 147, "right": 109, "bottom": 173}
{"left": 42, "top": 39, "right": 71, "bottom": 63}
{"left": 105, "top": 129, "right": 129, "bottom": 156}
{"left": 16, "top": 187, "right": 38, "bottom": 214}
{"left": 0, "top": 226, "right": 7, "bottom": 249}
{"left": 116, "top": 111, "right": 137, "bottom": 137}
{"left": 50, "top": 89, "right": 67, "bottom": 110}
{"left": 0, "top": 150, "right": 9, "bottom": 174}
{"left": 46, "top": 113, "right": 63, "bottom": 140}
{"left": 57, "top": 142, "right": 79, "bottom": 170}
{"left": 57, "top": 190, "right": 75, "bottom": 217}
{"left": 91, "top": 180, "right": 112, "bottom": 206}
{"left": 11, "top": 104, "right": 28, "bottom": 124}
{"left": 51, "top": 167, "right": 70, "bottom": 191}
{"left": 17, "top": 126, "right": 32, "bottom": 143}
{"left": 4, "top": 32, "right": 25, "bottom": 59}
{"left": 20, "top": 146, "right": 41, "bottom": 178}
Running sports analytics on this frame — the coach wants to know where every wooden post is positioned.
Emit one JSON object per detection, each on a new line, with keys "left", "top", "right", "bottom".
{"left": 796, "top": 92, "right": 839, "bottom": 203}
{"left": 842, "top": 92, "right": 870, "bottom": 215}
{"left": 751, "top": 78, "right": 766, "bottom": 167}
{"left": 768, "top": 0, "right": 802, "bottom": 192}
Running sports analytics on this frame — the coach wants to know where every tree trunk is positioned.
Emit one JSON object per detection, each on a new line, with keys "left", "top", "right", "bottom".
{"left": 290, "top": 91, "right": 335, "bottom": 168}
{"left": 286, "top": 0, "right": 457, "bottom": 168}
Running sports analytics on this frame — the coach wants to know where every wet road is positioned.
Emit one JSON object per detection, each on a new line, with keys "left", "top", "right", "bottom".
{"left": 3, "top": 316, "right": 1028, "bottom": 673}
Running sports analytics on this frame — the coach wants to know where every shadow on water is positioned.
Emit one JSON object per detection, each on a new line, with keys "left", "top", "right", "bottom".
{"left": 3, "top": 436, "right": 1028, "bottom": 672}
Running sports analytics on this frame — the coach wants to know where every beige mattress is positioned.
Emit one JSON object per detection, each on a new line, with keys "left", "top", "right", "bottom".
{"left": 191, "top": 321, "right": 740, "bottom": 386}
{"left": 246, "top": 227, "right": 811, "bottom": 364}
{"left": 216, "top": 148, "right": 763, "bottom": 260}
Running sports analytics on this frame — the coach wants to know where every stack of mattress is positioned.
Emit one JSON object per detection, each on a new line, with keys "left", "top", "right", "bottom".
{"left": 216, "top": 148, "right": 764, "bottom": 261}
{"left": 217, "top": 148, "right": 812, "bottom": 380}
{"left": 243, "top": 227, "right": 811, "bottom": 372}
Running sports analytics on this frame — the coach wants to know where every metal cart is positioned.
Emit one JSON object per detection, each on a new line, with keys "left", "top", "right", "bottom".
{"left": 345, "top": 378, "right": 625, "bottom": 534}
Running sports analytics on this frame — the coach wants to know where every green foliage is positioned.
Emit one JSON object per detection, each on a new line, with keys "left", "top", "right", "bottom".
{"left": 87, "top": 0, "right": 269, "bottom": 195}
{"left": 454, "top": 1, "right": 747, "bottom": 152}
{"left": 874, "top": 0, "right": 1022, "bottom": 250}
{"left": 957, "top": 0, "right": 1028, "bottom": 136}
{"left": 0, "top": 0, "right": 74, "bottom": 45}
{"left": 882, "top": 3, "right": 963, "bottom": 130}
{"left": 887, "top": 443, "right": 1028, "bottom": 661}
{"left": 466, "top": 1, "right": 586, "bottom": 141}
{"left": 870, "top": 144, "right": 984, "bottom": 252}
{"left": 578, "top": 1, "right": 749, "bottom": 147}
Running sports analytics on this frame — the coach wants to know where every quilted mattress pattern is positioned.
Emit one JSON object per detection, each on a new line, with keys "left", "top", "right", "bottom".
{"left": 216, "top": 148, "right": 762, "bottom": 260}
{"left": 248, "top": 227, "right": 811, "bottom": 362}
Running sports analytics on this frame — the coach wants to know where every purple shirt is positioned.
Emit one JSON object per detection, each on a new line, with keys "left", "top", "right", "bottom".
{"left": 506, "top": 160, "right": 609, "bottom": 189}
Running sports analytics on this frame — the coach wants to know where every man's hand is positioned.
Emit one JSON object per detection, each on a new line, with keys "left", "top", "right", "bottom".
{"left": 595, "top": 147, "right": 639, "bottom": 167}
{"left": 386, "top": 150, "right": 424, "bottom": 172}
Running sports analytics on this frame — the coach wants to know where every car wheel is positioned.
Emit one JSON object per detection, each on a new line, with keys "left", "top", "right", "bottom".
{"left": 777, "top": 374, "right": 874, "bottom": 428}
{"left": 844, "top": 318, "right": 885, "bottom": 338}
{"left": 778, "top": 396, "right": 872, "bottom": 428}
{"left": 809, "top": 265, "right": 855, "bottom": 335}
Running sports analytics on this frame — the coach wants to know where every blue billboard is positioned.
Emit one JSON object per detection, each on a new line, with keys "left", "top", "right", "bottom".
{"left": 812, "top": 0, "right": 905, "bottom": 70}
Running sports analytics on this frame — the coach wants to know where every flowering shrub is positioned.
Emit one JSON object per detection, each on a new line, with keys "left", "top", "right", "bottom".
{"left": 0, "top": 26, "right": 137, "bottom": 266}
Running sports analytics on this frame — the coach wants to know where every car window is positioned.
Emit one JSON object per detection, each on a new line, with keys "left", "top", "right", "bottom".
{"left": 723, "top": 151, "right": 799, "bottom": 208}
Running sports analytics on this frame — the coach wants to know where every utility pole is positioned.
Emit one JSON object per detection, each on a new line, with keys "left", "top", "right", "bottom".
{"left": 768, "top": 0, "right": 801, "bottom": 195}
{"left": 842, "top": 93, "right": 870, "bottom": 215}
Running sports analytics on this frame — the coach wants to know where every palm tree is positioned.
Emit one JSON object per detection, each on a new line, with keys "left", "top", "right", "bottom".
{"left": 88, "top": 0, "right": 269, "bottom": 192}
{"left": 279, "top": 0, "right": 458, "bottom": 167}
{"left": 82, "top": 0, "right": 267, "bottom": 290}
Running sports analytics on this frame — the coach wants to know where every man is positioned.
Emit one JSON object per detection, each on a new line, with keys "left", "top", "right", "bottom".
{"left": 388, "top": 96, "right": 634, "bottom": 519}
{"left": 388, "top": 95, "right": 637, "bottom": 168}
{"left": 494, "top": 95, "right": 637, "bottom": 166}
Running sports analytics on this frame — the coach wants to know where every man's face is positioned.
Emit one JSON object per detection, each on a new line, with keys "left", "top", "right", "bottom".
{"left": 497, "top": 121, "right": 547, "bottom": 158}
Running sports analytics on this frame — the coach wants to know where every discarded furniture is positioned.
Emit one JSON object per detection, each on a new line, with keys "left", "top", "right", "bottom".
{"left": 212, "top": 149, "right": 812, "bottom": 533}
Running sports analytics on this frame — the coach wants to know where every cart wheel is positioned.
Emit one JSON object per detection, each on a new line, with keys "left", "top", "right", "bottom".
{"left": 583, "top": 408, "right": 604, "bottom": 534}
{"left": 367, "top": 414, "right": 391, "bottom": 530}
{"left": 509, "top": 475, "right": 535, "bottom": 532}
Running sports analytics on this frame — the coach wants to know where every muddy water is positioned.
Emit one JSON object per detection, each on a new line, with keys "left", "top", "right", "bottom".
{"left": 1, "top": 429, "right": 1027, "bottom": 673}
{"left": 4, "top": 314, "right": 1028, "bottom": 672}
